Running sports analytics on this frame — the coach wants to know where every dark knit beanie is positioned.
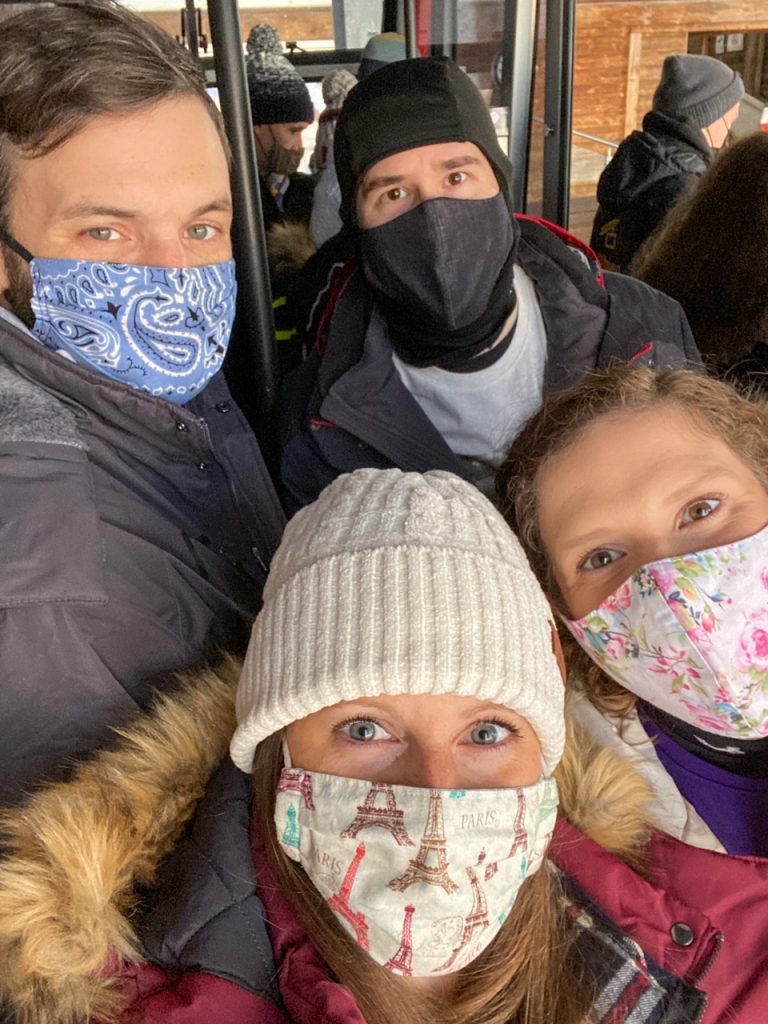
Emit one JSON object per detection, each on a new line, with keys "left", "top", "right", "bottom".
{"left": 334, "top": 57, "right": 514, "bottom": 225}
{"left": 245, "top": 24, "right": 314, "bottom": 126}
{"left": 652, "top": 54, "right": 744, "bottom": 129}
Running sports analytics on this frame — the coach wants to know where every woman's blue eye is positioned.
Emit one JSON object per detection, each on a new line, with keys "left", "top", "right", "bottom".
{"left": 345, "top": 720, "right": 384, "bottom": 742}
{"left": 470, "top": 721, "right": 511, "bottom": 745}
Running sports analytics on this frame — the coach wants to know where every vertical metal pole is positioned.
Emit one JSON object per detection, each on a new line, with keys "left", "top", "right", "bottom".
{"left": 430, "top": 0, "right": 456, "bottom": 59}
{"left": 207, "top": 0, "right": 279, "bottom": 474}
{"left": 403, "top": 0, "right": 419, "bottom": 58}
{"left": 382, "top": 0, "right": 398, "bottom": 33}
{"left": 332, "top": 0, "right": 348, "bottom": 49}
{"left": 184, "top": 0, "right": 199, "bottom": 58}
{"left": 541, "top": 0, "right": 575, "bottom": 226}
{"left": 499, "top": 0, "right": 538, "bottom": 212}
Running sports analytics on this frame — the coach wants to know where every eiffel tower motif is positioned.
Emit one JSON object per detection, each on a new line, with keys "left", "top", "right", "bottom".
{"left": 340, "top": 783, "right": 413, "bottom": 845}
{"left": 435, "top": 850, "right": 491, "bottom": 972}
{"left": 508, "top": 789, "right": 528, "bottom": 856}
{"left": 327, "top": 842, "right": 370, "bottom": 950}
{"left": 277, "top": 768, "right": 315, "bottom": 810}
{"left": 281, "top": 803, "right": 300, "bottom": 849}
{"left": 388, "top": 790, "right": 459, "bottom": 893}
{"left": 384, "top": 904, "right": 416, "bottom": 976}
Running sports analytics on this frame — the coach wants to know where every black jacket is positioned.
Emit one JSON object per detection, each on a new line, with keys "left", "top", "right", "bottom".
{"left": 0, "top": 312, "right": 284, "bottom": 805}
{"left": 590, "top": 111, "right": 711, "bottom": 273}
{"left": 280, "top": 217, "right": 701, "bottom": 512}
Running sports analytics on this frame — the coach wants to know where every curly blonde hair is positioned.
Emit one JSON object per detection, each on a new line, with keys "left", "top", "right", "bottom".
{"left": 497, "top": 366, "right": 768, "bottom": 718}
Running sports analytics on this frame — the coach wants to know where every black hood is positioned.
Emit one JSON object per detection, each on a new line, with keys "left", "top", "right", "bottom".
{"left": 334, "top": 57, "right": 515, "bottom": 225}
{"left": 596, "top": 111, "right": 711, "bottom": 208}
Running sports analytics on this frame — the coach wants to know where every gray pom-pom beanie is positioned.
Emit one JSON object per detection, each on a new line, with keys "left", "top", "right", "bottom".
{"left": 231, "top": 469, "right": 566, "bottom": 776}
{"left": 245, "top": 24, "right": 314, "bottom": 126}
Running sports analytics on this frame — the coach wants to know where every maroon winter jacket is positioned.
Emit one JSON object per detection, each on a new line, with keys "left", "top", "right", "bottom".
{"left": 113, "top": 815, "right": 763, "bottom": 1023}
{"left": 551, "top": 819, "right": 768, "bottom": 1024}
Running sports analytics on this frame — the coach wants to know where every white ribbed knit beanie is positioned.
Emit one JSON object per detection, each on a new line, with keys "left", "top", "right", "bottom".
{"left": 230, "top": 469, "right": 565, "bottom": 775}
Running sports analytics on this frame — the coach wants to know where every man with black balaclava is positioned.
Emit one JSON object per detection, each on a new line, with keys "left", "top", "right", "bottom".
{"left": 279, "top": 58, "right": 701, "bottom": 512}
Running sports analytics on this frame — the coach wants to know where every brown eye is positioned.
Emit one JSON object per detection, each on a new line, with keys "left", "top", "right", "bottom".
{"left": 447, "top": 171, "right": 468, "bottom": 186}
{"left": 682, "top": 498, "right": 721, "bottom": 524}
{"left": 581, "top": 548, "right": 623, "bottom": 571}
{"left": 385, "top": 187, "right": 407, "bottom": 202}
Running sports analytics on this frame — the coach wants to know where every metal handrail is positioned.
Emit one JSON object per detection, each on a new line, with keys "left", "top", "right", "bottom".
{"left": 572, "top": 128, "right": 619, "bottom": 150}
{"left": 533, "top": 116, "right": 619, "bottom": 151}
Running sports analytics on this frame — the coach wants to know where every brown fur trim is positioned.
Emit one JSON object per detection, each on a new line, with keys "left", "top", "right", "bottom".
{"left": 556, "top": 706, "right": 655, "bottom": 871}
{"left": 0, "top": 655, "right": 241, "bottom": 1024}
{"left": 267, "top": 220, "right": 316, "bottom": 278}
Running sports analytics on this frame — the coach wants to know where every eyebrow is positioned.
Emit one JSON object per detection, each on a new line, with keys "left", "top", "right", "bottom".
{"left": 58, "top": 197, "right": 233, "bottom": 221}
{"left": 361, "top": 154, "right": 484, "bottom": 196}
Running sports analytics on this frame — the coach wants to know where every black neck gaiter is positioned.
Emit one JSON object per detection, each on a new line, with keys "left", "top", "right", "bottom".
{"left": 639, "top": 700, "right": 768, "bottom": 778}
{"left": 359, "top": 193, "right": 518, "bottom": 371}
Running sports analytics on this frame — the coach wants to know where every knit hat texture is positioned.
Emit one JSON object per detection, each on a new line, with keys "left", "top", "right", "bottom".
{"left": 246, "top": 24, "right": 314, "bottom": 126}
{"left": 358, "top": 32, "right": 407, "bottom": 80}
{"left": 334, "top": 57, "right": 515, "bottom": 224}
{"left": 322, "top": 68, "right": 357, "bottom": 108}
{"left": 231, "top": 469, "right": 565, "bottom": 776}
{"left": 652, "top": 54, "right": 744, "bottom": 129}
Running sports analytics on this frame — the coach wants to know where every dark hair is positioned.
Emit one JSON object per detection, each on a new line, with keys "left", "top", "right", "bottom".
{"left": 633, "top": 132, "right": 768, "bottom": 373}
{"left": 0, "top": 0, "right": 226, "bottom": 227}
{"left": 497, "top": 366, "right": 768, "bottom": 718}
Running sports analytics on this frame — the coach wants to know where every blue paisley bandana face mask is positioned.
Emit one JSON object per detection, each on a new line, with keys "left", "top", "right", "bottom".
{"left": 0, "top": 230, "right": 236, "bottom": 405}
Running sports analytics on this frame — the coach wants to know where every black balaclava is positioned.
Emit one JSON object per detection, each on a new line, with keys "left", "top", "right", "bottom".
{"left": 334, "top": 57, "right": 519, "bottom": 370}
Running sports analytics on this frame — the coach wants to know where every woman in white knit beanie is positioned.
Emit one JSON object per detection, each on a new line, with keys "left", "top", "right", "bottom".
{"left": 0, "top": 467, "right": 704, "bottom": 1023}
{"left": 221, "top": 470, "right": 708, "bottom": 1024}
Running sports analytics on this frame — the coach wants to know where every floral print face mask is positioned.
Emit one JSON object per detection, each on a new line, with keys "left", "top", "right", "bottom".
{"left": 275, "top": 768, "right": 557, "bottom": 976}
{"left": 564, "top": 524, "right": 768, "bottom": 737}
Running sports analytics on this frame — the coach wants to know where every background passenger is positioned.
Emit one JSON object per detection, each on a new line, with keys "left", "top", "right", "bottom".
{"left": 280, "top": 57, "right": 699, "bottom": 513}
{"left": 0, "top": 0, "right": 283, "bottom": 804}
{"left": 246, "top": 23, "right": 316, "bottom": 234}
{"left": 590, "top": 54, "right": 743, "bottom": 273}
{"left": 309, "top": 68, "right": 357, "bottom": 247}
{"left": 0, "top": 469, "right": 708, "bottom": 1021}
{"left": 633, "top": 131, "right": 768, "bottom": 391}
{"left": 499, "top": 366, "right": 768, "bottom": 1023}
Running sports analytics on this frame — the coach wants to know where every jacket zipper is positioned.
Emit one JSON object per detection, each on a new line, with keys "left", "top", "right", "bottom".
{"left": 689, "top": 932, "right": 724, "bottom": 1024}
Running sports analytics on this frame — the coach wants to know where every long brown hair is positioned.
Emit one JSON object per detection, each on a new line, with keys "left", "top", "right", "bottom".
{"left": 497, "top": 366, "right": 768, "bottom": 719}
{"left": 633, "top": 132, "right": 768, "bottom": 373}
{"left": 252, "top": 733, "right": 594, "bottom": 1024}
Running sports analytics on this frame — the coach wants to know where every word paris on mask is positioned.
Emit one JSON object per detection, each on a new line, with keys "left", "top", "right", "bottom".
{"left": 275, "top": 767, "right": 557, "bottom": 976}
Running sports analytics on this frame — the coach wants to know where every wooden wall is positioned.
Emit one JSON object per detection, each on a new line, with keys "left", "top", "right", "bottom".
{"left": 143, "top": 6, "right": 333, "bottom": 48}
{"left": 574, "top": 0, "right": 768, "bottom": 148}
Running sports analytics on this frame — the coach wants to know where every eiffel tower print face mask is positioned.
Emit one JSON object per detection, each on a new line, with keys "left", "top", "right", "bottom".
{"left": 275, "top": 768, "right": 558, "bottom": 976}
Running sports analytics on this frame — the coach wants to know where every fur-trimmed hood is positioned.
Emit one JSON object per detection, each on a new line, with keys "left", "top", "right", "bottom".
{"left": 0, "top": 670, "right": 656, "bottom": 1024}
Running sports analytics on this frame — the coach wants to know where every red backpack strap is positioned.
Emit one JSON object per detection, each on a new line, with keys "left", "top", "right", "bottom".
{"left": 515, "top": 213, "right": 606, "bottom": 287}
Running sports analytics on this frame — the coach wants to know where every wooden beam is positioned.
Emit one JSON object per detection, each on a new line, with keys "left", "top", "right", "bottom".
{"left": 624, "top": 29, "right": 643, "bottom": 135}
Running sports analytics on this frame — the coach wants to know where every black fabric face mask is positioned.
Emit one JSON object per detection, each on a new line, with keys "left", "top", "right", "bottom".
{"left": 359, "top": 193, "right": 518, "bottom": 370}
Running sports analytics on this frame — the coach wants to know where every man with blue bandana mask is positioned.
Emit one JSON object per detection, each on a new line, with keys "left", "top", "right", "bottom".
{"left": 0, "top": 0, "right": 284, "bottom": 804}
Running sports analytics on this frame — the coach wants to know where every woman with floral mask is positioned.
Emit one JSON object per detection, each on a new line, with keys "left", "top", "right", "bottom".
{"left": 499, "top": 366, "right": 768, "bottom": 1024}
{"left": 0, "top": 469, "right": 706, "bottom": 1023}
